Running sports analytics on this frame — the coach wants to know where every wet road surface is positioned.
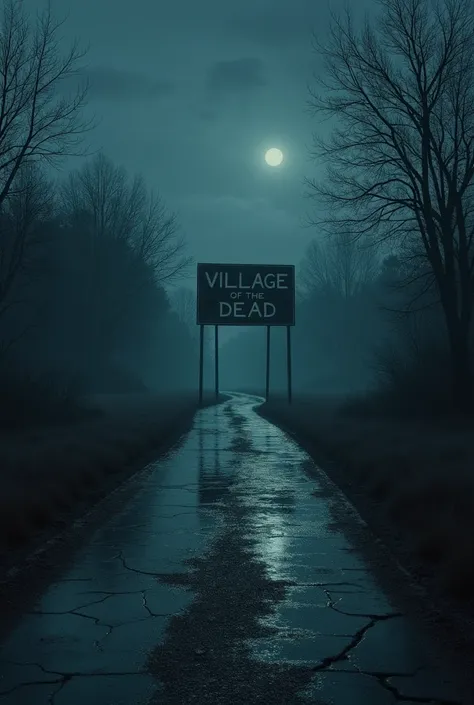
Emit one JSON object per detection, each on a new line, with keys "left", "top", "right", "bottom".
{"left": 0, "top": 394, "right": 468, "bottom": 704}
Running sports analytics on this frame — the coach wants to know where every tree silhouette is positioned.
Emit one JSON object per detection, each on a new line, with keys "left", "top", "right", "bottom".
{"left": 0, "top": 0, "right": 91, "bottom": 208}
{"left": 307, "top": 0, "right": 474, "bottom": 413}
{"left": 300, "top": 233, "right": 378, "bottom": 298}
{"left": 61, "top": 153, "right": 190, "bottom": 283}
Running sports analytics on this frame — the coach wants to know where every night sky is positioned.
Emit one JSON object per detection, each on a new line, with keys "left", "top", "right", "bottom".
{"left": 26, "top": 0, "right": 372, "bottom": 276}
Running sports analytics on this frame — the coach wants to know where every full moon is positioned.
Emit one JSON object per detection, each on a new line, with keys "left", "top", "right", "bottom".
{"left": 265, "top": 148, "right": 284, "bottom": 167}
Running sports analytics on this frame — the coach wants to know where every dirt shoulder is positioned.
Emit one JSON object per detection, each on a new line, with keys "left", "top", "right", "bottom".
{"left": 0, "top": 392, "right": 227, "bottom": 575}
{"left": 258, "top": 396, "right": 474, "bottom": 651}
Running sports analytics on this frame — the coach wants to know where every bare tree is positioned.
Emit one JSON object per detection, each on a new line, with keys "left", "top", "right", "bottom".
{"left": 0, "top": 163, "right": 53, "bottom": 311}
{"left": 307, "top": 0, "right": 474, "bottom": 413}
{"left": 299, "top": 238, "right": 336, "bottom": 295}
{"left": 61, "top": 154, "right": 140, "bottom": 240}
{"left": 135, "top": 193, "right": 191, "bottom": 284}
{"left": 61, "top": 153, "right": 191, "bottom": 282}
{"left": 0, "top": 163, "right": 54, "bottom": 357}
{"left": 0, "top": 0, "right": 91, "bottom": 210}
{"left": 170, "top": 286, "right": 197, "bottom": 333}
{"left": 169, "top": 286, "right": 216, "bottom": 356}
{"left": 335, "top": 232, "right": 378, "bottom": 297}
{"left": 300, "top": 233, "right": 377, "bottom": 297}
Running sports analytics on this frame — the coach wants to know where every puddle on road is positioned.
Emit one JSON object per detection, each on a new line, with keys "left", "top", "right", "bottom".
{"left": 146, "top": 501, "right": 315, "bottom": 704}
{"left": 0, "top": 395, "right": 467, "bottom": 704}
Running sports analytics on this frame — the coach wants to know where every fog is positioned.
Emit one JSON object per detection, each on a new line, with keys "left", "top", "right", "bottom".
{"left": 2, "top": 3, "right": 474, "bottom": 695}
{"left": 0, "top": 152, "right": 204, "bottom": 425}
{"left": 213, "top": 244, "right": 454, "bottom": 413}
{"left": 1, "top": 0, "right": 474, "bottom": 426}
{"left": 2, "top": 0, "right": 474, "bottom": 686}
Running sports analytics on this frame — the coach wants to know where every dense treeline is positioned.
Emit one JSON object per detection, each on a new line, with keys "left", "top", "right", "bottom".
{"left": 0, "top": 1, "right": 202, "bottom": 427}
{"left": 0, "top": 157, "right": 199, "bottom": 423}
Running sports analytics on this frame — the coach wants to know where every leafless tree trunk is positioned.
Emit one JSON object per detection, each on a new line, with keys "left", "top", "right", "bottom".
{"left": 300, "top": 233, "right": 377, "bottom": 298}
{"left": 299, "top": 238, "right": 336, "bottom": 296}
{"left": 170, "top": 287, "right": 197, "bottom": 333}
{"left": 135, "top": 193, "right": 191, "bottom": 284}
{"left": 335, "top": 232, "right": 378, "bottom": 298}
{"left": 0, "top": 163, "right": 53, "bottom": 312}
{"left": 60, "top": 154, "right": 192, "bottom": 367}
{"left": 61, "top": 154, "right": 143, "bottom": 241}
{"left": 0, "top": 0, "right": 91, "bottom": 210}
{"left": 170, "top": 286, "right": 215, "bottom": 358}
{"left": 61, "top": 153, "right": 191, "bottom": 282}
{"left": 307, "top": 0, "right": 474, "bottom": 413}
{"left": 0, "top": 163, "right": 56, "bottom": 358}
{"left": 0, "top": 0, "right": 90, "bottom": 330}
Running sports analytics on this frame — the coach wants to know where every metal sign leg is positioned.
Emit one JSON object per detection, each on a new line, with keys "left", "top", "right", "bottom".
{"left": 286, "top": 325, "right": 292, "bottom": 404}
{"left": 199, "top": 324, "right": 204, "bottom": 405}
{"left": 214, "top": 325, "right": 219, "bottom": 400}
{"left": 265, "top": 326, "right": 271, "bottom": 402}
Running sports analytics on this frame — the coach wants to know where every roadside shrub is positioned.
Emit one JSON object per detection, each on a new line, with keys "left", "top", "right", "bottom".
{"left": 0, "top": 365, "right": 99, "bottom": 430}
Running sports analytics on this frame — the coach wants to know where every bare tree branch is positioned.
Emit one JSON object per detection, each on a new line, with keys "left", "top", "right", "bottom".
{"left": 134, "top": 192, "right": 192, "bottom": 284}
{"left": 299, "top": 232, "right": 378, "bottom": 298}
{"left": 169, "top": 286, "right": 198, "bottom": 340}
{"left": 61, "top": 153, "right": 191, "bottom": 283}
{"left": 307, "top": 0, "right": 474, "bottom": 410}
{"left": 0, "top": 0, "right": 93, "bottom": 211}
{"left": 0, "top": 161, "right": 53, "bottom": 307}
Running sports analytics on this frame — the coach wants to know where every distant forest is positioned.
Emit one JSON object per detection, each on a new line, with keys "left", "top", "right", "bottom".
{"left": 0, "top": 155, "right": 202, "bottom": 395}
{"left": 0, "top": 1, "right": 211, "bottom": 427}
{"left": 219, "top": 239, "right": 453, "bottom": 415}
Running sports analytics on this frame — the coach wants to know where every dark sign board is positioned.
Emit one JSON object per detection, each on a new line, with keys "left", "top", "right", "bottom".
{"left": 196, "top": 263, "right": 295, "bottom": 326}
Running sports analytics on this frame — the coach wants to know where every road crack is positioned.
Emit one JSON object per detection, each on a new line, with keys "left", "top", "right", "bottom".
{"left": 322, "top": 586, "right": 403, "bottom": 620}
{"left": 311, "top": 613, "right": 401, "bottom": 672}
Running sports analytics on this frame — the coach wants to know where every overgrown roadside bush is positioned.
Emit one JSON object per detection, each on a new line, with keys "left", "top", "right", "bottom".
{"left": 0, "top": 367, "right": 97, "bottom": 430}
{"left": 367, "top": 334, "right": 461, "bottom": 418}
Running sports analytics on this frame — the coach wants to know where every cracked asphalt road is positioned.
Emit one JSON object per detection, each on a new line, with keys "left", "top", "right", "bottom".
{"left": 0, "top": 393, "right": 469, "bottom": 704}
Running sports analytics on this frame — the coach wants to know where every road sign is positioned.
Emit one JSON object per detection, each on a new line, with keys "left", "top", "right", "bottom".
{"left": 196, "top": 263, "right": 295, "bottom": 326}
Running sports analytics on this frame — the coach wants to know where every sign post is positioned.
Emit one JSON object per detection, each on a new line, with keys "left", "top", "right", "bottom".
{"left": 265, "top": 326, "right": 271, "bottom": 401}
{"left": 286, "top": 325, "right": 292, "bottom": 404}
{"left": 214, "top": 325, "right": 219, "bottom": 400}
{"left": 199, "top": 324, "right": 204, "bottom": 405}
{"left": 196, "top": 263, "right": 295, "bottom": 404}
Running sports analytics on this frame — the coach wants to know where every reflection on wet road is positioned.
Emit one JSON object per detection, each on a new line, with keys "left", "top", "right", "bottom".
{"left": 0, "top": 394, "right": 467, "bottom": 704}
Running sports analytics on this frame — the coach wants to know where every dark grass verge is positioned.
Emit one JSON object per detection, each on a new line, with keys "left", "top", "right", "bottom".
{"left": 257, "top": 396, "right": 474, "bottom": 650}
{"left": 0, "top": 392, "right": 229, "bottom": 574}
{"left": 0, "top": 371, "right": 101, "bottom": 431}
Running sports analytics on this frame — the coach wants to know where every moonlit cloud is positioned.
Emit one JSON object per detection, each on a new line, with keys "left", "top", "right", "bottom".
{"left": 66, "top": 66, "right": 175, "bottom": 101}
{"left": 206, "top": 58, "right": 267, "bottom": 95}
